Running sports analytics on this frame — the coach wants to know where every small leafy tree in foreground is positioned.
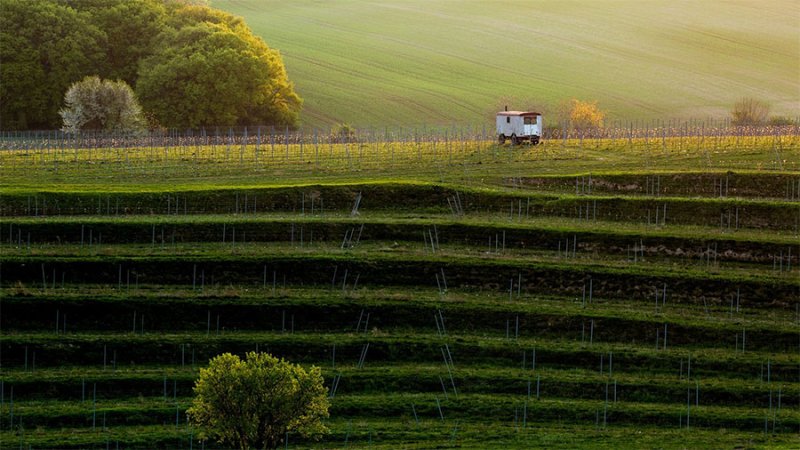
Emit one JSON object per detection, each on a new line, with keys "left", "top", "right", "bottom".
{"left": 731, "top": 97, "right": 770, "bottom": 126}
{"left": 187, "top": 352, "right": 329, "bottom": 450}
{"left": 59, "top": 75, "right": 145, "bottom": 133}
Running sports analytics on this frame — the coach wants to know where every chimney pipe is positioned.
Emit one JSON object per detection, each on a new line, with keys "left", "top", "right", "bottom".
{"left": 504, "top": 105, "right": 508, "bottom": 111}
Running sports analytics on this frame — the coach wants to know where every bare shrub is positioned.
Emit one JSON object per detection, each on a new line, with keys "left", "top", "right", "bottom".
{"left": 731, "top": 97, "right": 770, "bottom": 126}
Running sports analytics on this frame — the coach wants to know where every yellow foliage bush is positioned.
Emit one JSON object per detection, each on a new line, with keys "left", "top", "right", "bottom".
{"left": 568, "top": 99, "right": 605, "bottom": 130}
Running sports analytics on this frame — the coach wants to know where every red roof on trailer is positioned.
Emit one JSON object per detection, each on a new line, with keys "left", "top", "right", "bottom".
{"left": 497, "top": 111, "right": 541, "bottom": 116}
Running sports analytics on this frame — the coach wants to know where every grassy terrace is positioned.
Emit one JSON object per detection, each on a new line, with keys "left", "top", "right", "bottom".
{"left": 1, "top": 137, "right": 798, "bottom": 448}
{"left": 1, "top": 135, "right": 798, "bottom": 188}
{"left": 2, "top": 422, "right": 799, "bottom": 449}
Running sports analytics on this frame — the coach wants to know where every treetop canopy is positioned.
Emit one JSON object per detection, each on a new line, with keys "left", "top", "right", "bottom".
{"left": 0, "top": 0, "right": 301, "bottom": 130}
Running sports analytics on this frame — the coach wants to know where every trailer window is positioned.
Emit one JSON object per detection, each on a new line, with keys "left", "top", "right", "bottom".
{"left": 524, "top": 116, "right": 538, "bottom": 125}
{"left": 506, "top": 117, "right": 510, "bottom": 123}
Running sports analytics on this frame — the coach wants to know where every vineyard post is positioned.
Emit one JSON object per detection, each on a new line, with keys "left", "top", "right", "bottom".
{"left": 695, "top": 380, "right": 699, "bottom": 408}
{"left": 604, "top": 381, "right": 609, "bottom": 427}
{"left": 92, "top": 383, "right": 97, "bottom": 431}
{"left": 239, "top": 127, "right": 247, "bottom": 166}
{"left": 284, "top": 125, "right": 289, "bottom": 162}
{"left": 300, "top": 128, "right": 306, "bottom": 163}
{"left": 256, "top": 126, "right": 261, "bottom": 162}
{"left": 742, "top": 328, "right": 745, "bottom": 352}
{"left": 270, "top": 126, "right": 275, "bottom": 159}
{"left": 686, "top": 386, "right": 690, "bottom": 429}
{"left": 767, "top": 359, "right": 771, "bottom": 384}
{"left": 583, "top": 283, "right": 586, "bottom": 307}
{"left": 523, "top": 399, "right": 528, "bottom": 428}
{"left": 628, "top": 122, "right": 632, "bottom": 147}
{"left": 573, "top": 235, "right": 577, "bottom": 257}
{"left": 227, "top": 127, "right": 233, "bottom": 161}
{"left": 439, "top": 376, "right": 449, "bottom": 400}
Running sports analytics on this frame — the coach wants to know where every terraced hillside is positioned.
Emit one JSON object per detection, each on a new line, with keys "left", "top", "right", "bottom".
{"left": 0, "top": 135, "right": 799, "bottom": 448}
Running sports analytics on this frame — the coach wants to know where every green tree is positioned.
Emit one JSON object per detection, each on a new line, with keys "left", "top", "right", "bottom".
{"left": 136, "top": 4, "right": 302, "bottom": 129}
{"left": 0, "top": 0, "right": 106, "bottom": 129}
{"left": 65, "top": 0, "right": 167, "bottom": 85}
{"left": 59, "top": 76, "right": 145, "bottom": 133}
{"left": 1, "top": 0, "right": 300, "bottom": 130}
{"left": 187, "top": 352, "right": 329, "bottom": 450}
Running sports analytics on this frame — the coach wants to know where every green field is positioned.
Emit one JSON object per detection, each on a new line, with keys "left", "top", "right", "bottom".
{"left": 0, "top": 132, "right": 799, "bottom": 448}
{"left": 212, "top": 0, "right": 800, "bottom": 127}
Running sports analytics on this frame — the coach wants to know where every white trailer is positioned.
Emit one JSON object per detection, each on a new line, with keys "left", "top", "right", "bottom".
{"left": 496, "top": 111, "right": 542, "bottom": 145}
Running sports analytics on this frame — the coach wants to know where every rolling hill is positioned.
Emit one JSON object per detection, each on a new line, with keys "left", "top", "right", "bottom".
{"left": 213, "top": 0, "right": 800, "bottom": 127}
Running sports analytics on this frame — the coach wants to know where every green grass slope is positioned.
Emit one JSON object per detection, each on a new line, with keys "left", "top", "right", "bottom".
{"left": 213, "top": 0, "right": 800, "bottom": 127}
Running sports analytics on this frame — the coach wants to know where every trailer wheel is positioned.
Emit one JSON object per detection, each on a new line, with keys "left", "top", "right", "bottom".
{"left": 511, "top": 134, "right": 519, "bottom": 145}
{"left": 498, "top": 134, "right": 505, "bottom": 144}
{"left": 531, "top": 136, "right": 540, "bottom": 145}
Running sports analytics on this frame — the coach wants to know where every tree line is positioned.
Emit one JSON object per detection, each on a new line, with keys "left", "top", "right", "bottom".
{"left": 0, "top": 0, "right": 302, "bottom": 130}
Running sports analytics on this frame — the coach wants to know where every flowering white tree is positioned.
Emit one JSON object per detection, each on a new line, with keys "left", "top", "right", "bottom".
{"left": 60, "top": 75, "right": 145, "bottom": 133}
